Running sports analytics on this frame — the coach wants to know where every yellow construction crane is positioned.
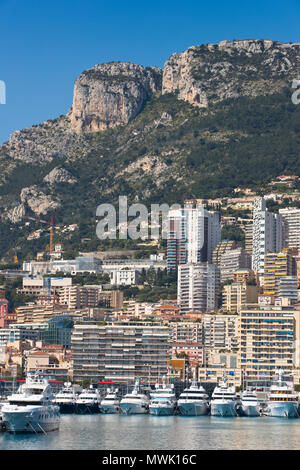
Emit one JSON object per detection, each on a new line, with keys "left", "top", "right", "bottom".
{"left": 23, "top": 215, "right": 54, "bottom": 254}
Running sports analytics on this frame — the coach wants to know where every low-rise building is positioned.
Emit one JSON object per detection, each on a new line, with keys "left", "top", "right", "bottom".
{"left": 110, "top": 269, "right": 140, "bottom": 286}
{"left": 222, "top": 283, "right": 258, "bottom": 313}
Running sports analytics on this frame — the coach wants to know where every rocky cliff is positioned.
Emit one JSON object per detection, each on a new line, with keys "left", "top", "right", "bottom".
{"left": 162, "top": 39, "right": 300, "bottom": 107}
{"left": 69, "top": 62, "right": 162, "bottom": 133}
{"left": 0, "top": 39, "right": 300, "bottom": 250}
{"left": 1, "top": 40, "right": 300, "bottom": 165}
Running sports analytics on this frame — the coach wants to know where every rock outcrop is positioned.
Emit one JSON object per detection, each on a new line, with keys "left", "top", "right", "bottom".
{"left": 162, "top": 39, "right": 300, "bottom": 107}
{"left": 43, "top": 167, "right": 77, "bottom": 185}
{"left": 70, "top": 62, "right": 162, "bottom": 133}
{"left": 3, "top": 203, "right": 26, "bottom": 223}
{"left": 2, "top": 41, "right": 299, "bottom": 166}
{"left": 20, "top": 186, "right": 60, "bottom": 215}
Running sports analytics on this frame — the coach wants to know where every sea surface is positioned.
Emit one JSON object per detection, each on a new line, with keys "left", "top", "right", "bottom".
{"left": 1, "top": 414, "right": 300, "bottom": 450}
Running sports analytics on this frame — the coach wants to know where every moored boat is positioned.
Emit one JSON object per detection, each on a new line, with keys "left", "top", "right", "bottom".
{"left": 239, "top": 389, "right": 261, "bottom": 417}
{"left": 149, "top": 377, "right": 176, "bottom": 416}
{"left": 54, "top": 382, "right": 81, "bottom": 414}
{"left": 120, "top": 379, "right": 149, "bottom": 415}
{"left": 75, "top": 386, "right": 101, "bottom": 414}
{"left": 100, "top": 387, "right": 120, "bottom": 414}
{"left": 177, "top": 379, "right": 209, "bottom": 416}
{"left": 210, "top": 371, "right": 238, "bottom": 417}
{"left": 265, "top": 369, "right": 299, "bottom": 418}
{"left": 1, "top": 370, "right": 60, "bottom": 433}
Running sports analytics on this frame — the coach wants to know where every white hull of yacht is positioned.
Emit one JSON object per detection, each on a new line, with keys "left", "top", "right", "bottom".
{"left": 178, "top": 400, "right": 209, "bottom": 416}
{"left": 149, "top": 403, "right": 175, "bottom": 416}
{"left": 2, "top": 405, "right": 60, "bottom": 433}
{"left": 210, "top": 400, "right": 237, "bottom": 417}
{"left": 100, "top": 402, "right": 120, "bottom": 414}
{"left": 120, "top": 402, "right": 148, "bottom": 415}
{"left": 75, "top": 401, "right": 100, "bottom": 414}
{"left": 267, "top": 401, "right": 299, "bottom": 418}
{"left": 240, "top": 402, "right": 260, "bottom": 417}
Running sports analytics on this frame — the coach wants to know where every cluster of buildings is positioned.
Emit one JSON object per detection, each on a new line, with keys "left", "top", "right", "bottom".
{"left": 2, "top": 194, "right": 300, "bottom": 388}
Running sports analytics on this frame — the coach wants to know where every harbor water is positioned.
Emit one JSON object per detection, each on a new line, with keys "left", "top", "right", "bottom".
{"left": 1, "top": 414, "right": 300, "bottom": 450}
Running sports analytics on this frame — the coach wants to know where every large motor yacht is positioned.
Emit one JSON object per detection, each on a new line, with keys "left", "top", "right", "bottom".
{"left": 1, "top": 370, "right": 60, "bottom": 433}
{"left": 75, "top": 385, "right": 101, "bottom": 414}
{"left": 266, "top": 369, "right": 299, "bottom": 418}
{"left": 100, "top": 387, "right": 120, "bottom": 414}
{"left": 120, "top": 379, "right": 149, "bottom": 415}
{"left": 149, "top": 378, "right": 177, "bottom": 416}
{"left": 210, "top": 371, "right": 238, "bottom": 417}
{"left": 177, "top": 379, "right": 209, "bottom": 416}
{"left": 54, "top": 382, "right": 81, "bottom": 414}
{"left": 239, "top": 389, "right": 261, "bottom": 417}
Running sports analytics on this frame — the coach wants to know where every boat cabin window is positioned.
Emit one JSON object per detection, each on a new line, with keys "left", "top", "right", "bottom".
{"left": 9, "top": 400, "right": 42, "bottom": 405}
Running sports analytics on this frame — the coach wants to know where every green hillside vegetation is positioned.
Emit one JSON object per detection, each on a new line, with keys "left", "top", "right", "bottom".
{"left": 0, "top": 86, "right": 300, "bottom": 261}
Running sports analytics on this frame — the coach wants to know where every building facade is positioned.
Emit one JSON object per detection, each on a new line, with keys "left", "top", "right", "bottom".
{"left": 167, "top": 203, "right": 221, "bottom": 270}
{"left": 177, "top": 263, "right": 220, "bottom": 314}
{"left": 239, "top": 305, "right": 300, "bottom": 381}
{"left": 252, "top": 197, "right": 284, "bottom": 275}
{"left": 280, "top": 207, "right": 300, "bottom": 251}
{"left": 71, "top": 323, "right": 171, "bottom": 383}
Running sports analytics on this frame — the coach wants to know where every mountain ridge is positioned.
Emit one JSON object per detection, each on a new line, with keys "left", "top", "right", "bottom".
{"left": 0, "top": 38, "right": 299, "bottom": 261}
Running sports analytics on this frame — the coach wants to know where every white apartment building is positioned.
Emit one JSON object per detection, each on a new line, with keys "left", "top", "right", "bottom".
{"left": 252, "top": 197, "right": 284, "bottom": 275}
{"left": 171, "top": 321, "right": 203, "bottom": 344}
{"left": 239, "top": 304, "right": 300, "bottom": 380}
{"left": 20, "top": 276, "right": 72, "bottom": 295}
{"left": 0, "top": 327, "right": 39, "bottom": 347}
{"left": 71, "top": 323, "right": 171, "bottom": 383}
{"left": 167, "top": 203, "right": 221, "bottom": 269}
{"left": 126, "top": 301, "right": 153, "bottom": 316}
{"left": 58, "top": 285, "right": 102, "bottom": 309}
{"left": 110, "top": 269, "right": 140, "bottom": 286}
{"left": 220, "top": 248, "right": 251, "bottom": 283}
{"left": 201, "top": 314, "right": 239, "bottom": 352}
{"left": 185, "top": 203, "right": 221, "bottom": 264}
{"left": 222, "top": 283, "right": 258, "bottom": 313}
{"left": 178, "top": 263, "right": 220, "bottom": 313}
{"left": 280, "top": 207, "right": 300, "bottom": 251}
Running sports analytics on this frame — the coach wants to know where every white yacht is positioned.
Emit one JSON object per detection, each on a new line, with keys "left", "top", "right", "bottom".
{"left": 100, "top": 387, "right": 120, "bottom": 414}
{"left": 149, "top": 378, "right": 176, "bottom": 416}
{"left": 75, "top": 385, "right": 101, "bottom": 413}
{"left": 240, "top": 389, "right": 261, "bottom": 417}
{"left": 1, "top": 370, "right": 60, "bottom": 433}
{"left": 54, "top": 382, "right": 81, "bottom": 414}
{"left": 0, "top": 402, "right": 7, "bottom": 431}
{"left": 120, "top": 379, "right": 149, "bottom": 415}
{"left": 210, "top": 372, "right": 238, "bottom": 417}
{"left": 177, "top": 379, "right": 209, "bottom": 416}
{"left": 266, "top": 369, "right": 299, "bottom": 418}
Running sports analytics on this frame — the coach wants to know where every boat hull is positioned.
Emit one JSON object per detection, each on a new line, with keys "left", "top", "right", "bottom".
{"left": 240, "top": 403, "right": 260, "bottom": 417}
{"left": 56, "top": 403, "right": 76, "bottom": 414}
{"left": 75, "top": 403, "right": 100, "bottom": 414}
{"left": 178, "top": 401, "right": 209, "bottom": 416}
{"left": 100, "top": 404, "right": 120, "bottom": 414}
{"left": 149, "top": 405, "right": 175, "bottom": 416}
{"left": 120, "top": 402, "right": 148, "bottom": 415}
{"left": 267, "top": 402, "right": 299, "bottom": 418}
{"left": 2, "top": 406, "right": 60, "bottom": 433}
{"left": 210, "top": 401, "right": 237, "bottom": 417}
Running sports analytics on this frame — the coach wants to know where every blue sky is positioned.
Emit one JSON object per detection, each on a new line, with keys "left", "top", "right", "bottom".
{"left": 0, "top": 0, "right": 299, "bottom": 144}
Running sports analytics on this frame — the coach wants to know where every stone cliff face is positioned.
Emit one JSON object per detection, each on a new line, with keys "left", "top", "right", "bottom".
{"left": 2, "top": 40, "right": 300, "bottom": 165}
{"left": 162, "top": 39, "right": 300, "bottom": 107}
{"left": 20, "top": 186, "right": 60, "bottom": 215}
{"left": 0, "top": 39, "right": 300, "bottom": 260}
{"left": 69, "top": 62, "right": 162, "bottom": 133}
